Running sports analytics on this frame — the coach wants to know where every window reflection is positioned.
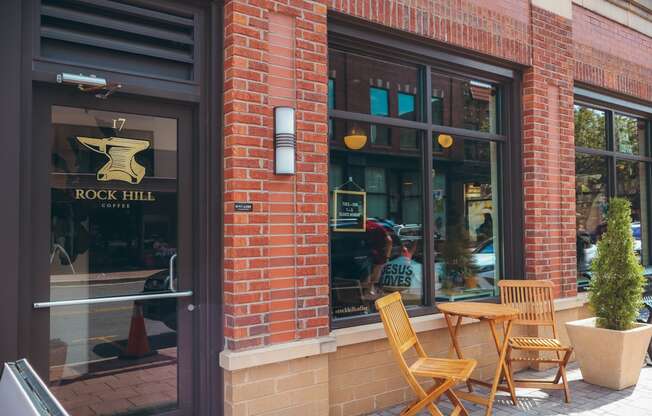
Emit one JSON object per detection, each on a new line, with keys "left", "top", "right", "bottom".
{"left": 398, "top": 93, "right": 418, "bottom": 149}
{"left": 49, "top": 106, "right": 179, "bottom": 415}
{"left": 617, "top": 160, "right": 649, "bottom": 264}
{"left": 50, "top": 107, "right": 178, "bottom": 298}
{"left": 575, "top": 103, "right": 652, "bottom": 287}
{"left": 370, "top": 87, "right": 389, "bottom": 116}
{"left": 329, "top": 49, "right": 421, "bottom": 150}
{"left": 431, "top": 73, "right": 497, "bottom": 133}
{"left": 575, "top": 154, "right": 608, "bottom": 276}
{"left": 615, "top": 114, "right": 646, "bottom": 155}
{"left": 329, "top": 49, "right": 420, "bottom": 116}
{"left": 432, "top": 95, "right": 444, "bottom": 126}
{"left": 433, "top": 138, "right": 499, "bottom": 300}
{"left": 398, "top": 93, "right": 416, "bottom": 120}
{"left": 329, "top": 123, "right": 423, "bottom": 318}
{"left": 574, "top": 105, "right": 606, "bottom": 149}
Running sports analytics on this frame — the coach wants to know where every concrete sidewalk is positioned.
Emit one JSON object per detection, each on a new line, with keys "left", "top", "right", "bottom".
{"left": 369, "top": 363, "right": 652, "bottom": 416}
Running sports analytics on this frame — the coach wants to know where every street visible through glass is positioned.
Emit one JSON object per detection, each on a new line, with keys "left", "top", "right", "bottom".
{"left": 49, "top": 107, "right": 179, "bottom": 416}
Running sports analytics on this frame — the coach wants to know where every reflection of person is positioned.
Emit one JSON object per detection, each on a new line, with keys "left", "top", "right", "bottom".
{"left": 51, "top": 201, "right": 90, "bottom": 267}
{"left": 434, "top": 217, "right": 444, "bottom": 240}
{"left": 363, "top": 219, "right": 393, "bottom": 299}
{"left": 475, "top": 213, "right": 492, "bottom": 242}
{"left": 593, "top": 222, "right": 607, "bottom": 243}
{"left": 576, "top": 227, "right": 591, "bottom": 272}
{"left": 379, "top": 240, "right": 422, "bottom": 301}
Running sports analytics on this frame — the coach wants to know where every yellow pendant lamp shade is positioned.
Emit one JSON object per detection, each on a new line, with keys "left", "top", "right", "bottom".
{"left": 437, "top": 134, "right": 454, "bottom": 148}
{"left": 344, "top": 128, "right": 367, "bottom": 150}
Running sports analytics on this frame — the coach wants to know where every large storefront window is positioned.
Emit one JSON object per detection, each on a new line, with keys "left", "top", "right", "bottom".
{"left": 328, "top": 47, "right": 509, "bottom": 322}
{"left": 575, "top": 103, "right": 651, "bottom": 286}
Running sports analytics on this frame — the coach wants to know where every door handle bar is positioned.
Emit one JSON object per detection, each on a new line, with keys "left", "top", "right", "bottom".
{"left": 169, "top": 253, "right": 177, "bottom": 292}
{"left": 33, "top": 290, "right": 193, "bottom": 309}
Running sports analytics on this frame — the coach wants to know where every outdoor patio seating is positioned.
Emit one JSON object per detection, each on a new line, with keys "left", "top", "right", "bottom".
{"left": 438, "top": 301, "right": 519, "bottom": 415}
{"left": 498, "top": 280, "right": 573, "bottom": 403}
{"left": 375, "top": 292, "right": 477, "bottom": 416}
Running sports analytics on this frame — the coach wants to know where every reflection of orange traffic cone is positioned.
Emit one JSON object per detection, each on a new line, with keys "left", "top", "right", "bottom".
{"left": 120, "top": 302, "right": 155, "bottom": 359}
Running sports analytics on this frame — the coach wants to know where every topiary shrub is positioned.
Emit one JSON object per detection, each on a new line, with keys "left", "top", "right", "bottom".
{"left": 589, "top": 197, "right": 646, "bottom": 330}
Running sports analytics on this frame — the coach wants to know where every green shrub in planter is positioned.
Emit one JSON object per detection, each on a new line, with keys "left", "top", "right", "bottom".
{"left": 589, "top": 197, "right": 646, "bottom": 330}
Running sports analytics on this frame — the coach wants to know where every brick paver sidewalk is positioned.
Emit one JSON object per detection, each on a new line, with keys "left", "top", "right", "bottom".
{"left": 370, "top": 363, "right": 652, "bottom": 416}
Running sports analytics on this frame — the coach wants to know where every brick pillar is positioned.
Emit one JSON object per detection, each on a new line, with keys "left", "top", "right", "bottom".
{"left": 223, "top": 0, "right": 329, "bottom": 351}
{"left": 522, "top": 5, "right": 576, "bottom": 297}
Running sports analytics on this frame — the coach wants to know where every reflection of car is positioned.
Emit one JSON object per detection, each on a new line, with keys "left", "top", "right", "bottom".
{"left": 434, "top": 238, "right": 496, "bottom": 289}
{"left": 467, "top": 238, "right": 496, "bottom": 289}
{"left": 633, "top": 222, "right": 642, "bottom": 258}
{"left": 472, "top": 238, "right": 495, "bottom": 279}
{"left": 142, "top": 270, "right": 177, "bottom": 331}
{"left": 581, "top": 222, "right": 642, "bottom": 271}
{"left": 395, "top": 224, "right": 422, "bottom": 243}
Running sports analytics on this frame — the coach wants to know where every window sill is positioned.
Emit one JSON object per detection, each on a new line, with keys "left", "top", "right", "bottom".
{"left": 332, "top": 296, "right": 501, "bottom": 329}
{"left": 332, "top": 310, "right": 474, "bottom": 347}
{"left": 333, "top": 292, "right": 588, "bottom": 347}
{"left": 219, "top": 336, "right": 337, "bottom": 372}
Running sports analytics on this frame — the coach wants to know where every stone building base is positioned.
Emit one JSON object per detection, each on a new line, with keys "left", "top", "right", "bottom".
{"left": 224, "top": 355, "right": 330, "bottom": 416}
{"left": 222, "top": 296, "right": 591, "bottom": 416}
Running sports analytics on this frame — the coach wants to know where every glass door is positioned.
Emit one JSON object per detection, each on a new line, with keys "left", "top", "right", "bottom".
{"left": 30, "top": 86, "right": 195, "bottom": 416}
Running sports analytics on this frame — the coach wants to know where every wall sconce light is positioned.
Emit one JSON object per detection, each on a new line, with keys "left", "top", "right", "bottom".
{"left": 437, "top": 134, "right": 454, "bottom": 149}
{"left": 274, "top": 106, "right": 296, "bottom": 175}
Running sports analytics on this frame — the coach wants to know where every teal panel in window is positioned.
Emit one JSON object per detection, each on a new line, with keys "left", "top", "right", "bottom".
{"left": 370, "top": 87, "right": 389, "bottom": 116}
{"left": 328, "top": 79, "right": 335, "bottom": 110}
{"left": 432, "top": 96, "right": 444, "bottom": 125}
{"left": 398, "top": 92, "right": 415, "bottom": 121}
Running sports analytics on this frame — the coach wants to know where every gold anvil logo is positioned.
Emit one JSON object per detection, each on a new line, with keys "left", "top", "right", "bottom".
{"left": 76, "top": 136, "right": 150, "bottom": 184}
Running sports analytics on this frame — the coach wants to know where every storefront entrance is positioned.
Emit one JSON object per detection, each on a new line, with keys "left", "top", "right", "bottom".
{"left": 29, "top": 86, "right": 197, "bottom": 416}
{"left": 0, "top": 0, "right": 222, "bottom": 414}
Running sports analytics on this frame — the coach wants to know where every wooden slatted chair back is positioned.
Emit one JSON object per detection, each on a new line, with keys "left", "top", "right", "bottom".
{"left": 375, "top": 292, "right": 423, "bottom": 357}
{"left": 376, "top": 292, "right": 475, "bottom": 416}
{"left": 498, "top": 280, "right": 556, "bottom": 329}
{"left": 498, "top": 280, "right": 572, "bottom": 403}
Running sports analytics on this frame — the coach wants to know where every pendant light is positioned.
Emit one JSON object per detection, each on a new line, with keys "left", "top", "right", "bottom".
{"left": 437, "top": 134, "right": 454, "bottom": 149}
{"left": 344, "top": 127, "right": 367, "bottom": 150}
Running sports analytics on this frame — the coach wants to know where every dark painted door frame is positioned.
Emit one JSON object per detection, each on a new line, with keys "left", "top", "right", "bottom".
{"left": 0, "top": 1, "right": 223, "bottom": 415}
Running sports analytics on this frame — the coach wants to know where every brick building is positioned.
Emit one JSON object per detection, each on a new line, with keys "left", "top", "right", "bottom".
{"left": 1, "top": 0, "right": 652, "bottom": 415}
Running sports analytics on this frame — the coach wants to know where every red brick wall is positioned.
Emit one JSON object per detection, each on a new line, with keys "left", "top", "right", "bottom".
{"left": 573, "top": 4, "right": 652, "bottom": 102}
{"left": 222, "top": 0, "right": 652, "bottom": 351}
{"left": 329, "top": 0, "right": 532, "bottom": 65}
{"left": 223, "top": 0, "right": 329, "bottom": 350}
{"left": 522, "top": 7, "right": 576, "bottom": 297}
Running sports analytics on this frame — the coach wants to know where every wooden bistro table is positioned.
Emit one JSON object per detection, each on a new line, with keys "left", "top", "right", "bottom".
{"left": 437, "top": 302, "right": 519, "bottom": 416}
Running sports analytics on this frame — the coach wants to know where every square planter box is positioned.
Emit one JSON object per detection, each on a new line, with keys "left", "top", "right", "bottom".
{"left": 566, "top": 317, "right": 652, "bottom": 390}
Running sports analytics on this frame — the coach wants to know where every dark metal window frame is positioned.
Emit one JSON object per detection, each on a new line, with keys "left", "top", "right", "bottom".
{"left": 574, "top": 88, "right": 652, "bottom": 274}
{"left": 328, "top": 15, "right": 524, "bottom": 329}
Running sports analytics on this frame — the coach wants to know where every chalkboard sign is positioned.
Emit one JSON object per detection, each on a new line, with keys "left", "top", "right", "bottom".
{"left": 332, "top": 190, "right": 366, "bottom": 232}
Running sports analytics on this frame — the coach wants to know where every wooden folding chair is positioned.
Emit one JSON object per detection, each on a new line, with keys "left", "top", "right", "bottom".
{"left": 498, "top": 280, "right": 573, "bottom": 403}
{"left": 375, "top": 292, "right": 477, "bottom": 416}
